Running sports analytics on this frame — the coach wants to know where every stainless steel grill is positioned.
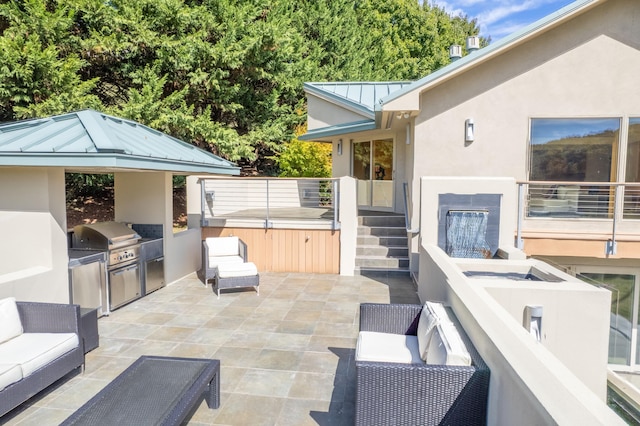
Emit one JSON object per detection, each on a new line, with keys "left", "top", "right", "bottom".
{"left": 72, "top": 222, "right": 143, "bottom": 311}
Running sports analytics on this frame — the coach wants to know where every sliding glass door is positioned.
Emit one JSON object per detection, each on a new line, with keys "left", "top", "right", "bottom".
{"left": 352, "top": 139, "right": 393, "bottom": 208}
{"left": 578, "top": 269, "right": 640, "bottom": 368}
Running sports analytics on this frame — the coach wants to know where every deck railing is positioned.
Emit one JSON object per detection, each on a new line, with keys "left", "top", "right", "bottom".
{"left": 199, "top": 177, "right": 340, "bottom": 230}
{"left": 516, "top": 181, "right": 640, "bottom": 254}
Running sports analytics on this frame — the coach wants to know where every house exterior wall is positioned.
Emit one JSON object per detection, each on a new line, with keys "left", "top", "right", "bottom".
{"left": 0, "top": 167, "right": 69, "bottom": 303}
{"left": 409, "top": 0, "right": 640, "bottom": 260}
{"left": 414, "top": 0, "right": 639, "bottom": 182}
{"left": 306, "top": 96, "right": 369, "bottom": 131}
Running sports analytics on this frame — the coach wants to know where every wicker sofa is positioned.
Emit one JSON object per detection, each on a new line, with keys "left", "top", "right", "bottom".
{"left": 0, "top": 299, "right": 84, "bottom": 418}
{"left": 355, "top": 303, "right": 490, "bottom": 426}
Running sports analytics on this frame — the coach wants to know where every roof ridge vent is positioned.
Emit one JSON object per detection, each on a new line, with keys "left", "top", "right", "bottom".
{"left": 466, "top": 36, "right": 480, "bottom": 53}
{"left": 449, "top": 44, "right": 462, "bottom": 61}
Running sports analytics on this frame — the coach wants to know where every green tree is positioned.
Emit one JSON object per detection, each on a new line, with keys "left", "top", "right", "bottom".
{"left": 277, "top": 126, "right": 332, "bottom": 177}
{"left": 0, "top": 0, "right": 483, "bottom": 174}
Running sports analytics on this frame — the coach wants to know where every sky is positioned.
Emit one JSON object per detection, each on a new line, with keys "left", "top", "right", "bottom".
{"left": 428, "top": 0, "right": 578, "bottom": 41}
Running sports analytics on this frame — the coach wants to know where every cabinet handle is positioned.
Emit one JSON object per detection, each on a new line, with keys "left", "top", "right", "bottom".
{"left": 112, "top": 265, "right": 137, "bottom": 276}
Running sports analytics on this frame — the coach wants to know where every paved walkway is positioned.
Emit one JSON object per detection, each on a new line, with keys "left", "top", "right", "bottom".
{"left": 4, "top": 271, "right": 419, "bottom": 426}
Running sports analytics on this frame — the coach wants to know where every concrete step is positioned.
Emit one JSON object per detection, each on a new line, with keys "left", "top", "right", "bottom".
{"left": 358, "top": 215, "right": 406, "bottom": 227}
{"left": 354, "top": 266, "right": 410, "bottom": 277}
{"left": 355, "top": 256, "right": 409, "bottom": 269}
{"left": 357, "top": 245, "right": 408, "bottom": 257}
{"left": 357, "top": 235, "right": 408, "bottom": 247}
{"left": 357, "top": 226, "right": 406, "bottom": 237}
{"left": 355, "top": 212, "right": 409, "bottom": 275}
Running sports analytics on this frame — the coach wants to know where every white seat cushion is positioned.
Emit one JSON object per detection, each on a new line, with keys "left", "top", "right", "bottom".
{"left": 206, "top": 237, "right": 240, "bottom": 257}
{"left": 427, "top": 301, "right": 453, "bottom": 325}
{"left": 217, "top": 262, "right": 258, "bottom": 278}
{"left": 0, "top": 297, "right": 23, "bottom": 344}
{"left": 426, "top": 322, "right": 472, "bottom": 366}
{"left": 208, "top": 255, "right": 245, "bottom": 268}
{"left": 0, "top": 333, "right": 79, "bottom": 377}
{"left": 417, "top": 302, "right": 447, "bottom": 360}
{"left": 0, "top": 363, "right": 22, "bottom": 392}
{"left": 356, "top": 331, "right": 422, "bottom": 364}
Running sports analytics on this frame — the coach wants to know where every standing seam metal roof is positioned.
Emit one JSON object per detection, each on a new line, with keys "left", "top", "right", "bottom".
{"left": 0, "top": 109, "right": 240, "bottom": 174}
{"left": 303, "top": 82, "right": 413, "bottom": 117}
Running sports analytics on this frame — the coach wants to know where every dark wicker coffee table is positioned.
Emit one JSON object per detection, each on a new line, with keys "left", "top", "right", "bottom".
{"left": 61, "top": 356, "right": 220, "bottom": 426}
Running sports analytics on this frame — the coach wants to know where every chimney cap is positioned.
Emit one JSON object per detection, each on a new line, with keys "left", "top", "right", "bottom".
{"left": 466, "top": 36, "right": 480, "bottom": 52}
{"left": 449, "top": 44, "right": 462, "bottom": 61}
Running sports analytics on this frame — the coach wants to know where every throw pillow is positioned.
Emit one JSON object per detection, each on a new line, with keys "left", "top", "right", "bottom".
{"left": 0, "top": 297, "right": 23, "bottom": 344}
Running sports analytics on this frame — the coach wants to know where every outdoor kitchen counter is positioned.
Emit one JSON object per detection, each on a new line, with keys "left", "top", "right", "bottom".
{"left": 139, "top": 238, "right": 163, "bottom": 261}
{"left": 68, "top": 249, "right": 106, "bottom": 266}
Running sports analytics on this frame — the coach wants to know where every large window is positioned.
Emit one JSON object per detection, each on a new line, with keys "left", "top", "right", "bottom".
{"left": 625, "top": 118, "right": 640, "bottom": 219}
{"left": 528, "top": 118, "right": 621, "bottom": 217}
{"left": 530, "top": 118, "right": 620, "bottom": 182}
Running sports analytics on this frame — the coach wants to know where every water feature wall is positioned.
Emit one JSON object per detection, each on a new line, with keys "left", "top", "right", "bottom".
{"left": 445, "top": 210, "right": 491, "bottom": 258}
{"left": 438, "top": 193, "right": 501, "bottom": 258}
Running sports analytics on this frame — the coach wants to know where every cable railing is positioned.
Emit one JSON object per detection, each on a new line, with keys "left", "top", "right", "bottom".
{"left": 199, "top": 177, "right": 340, "bottom": 230}
{"left": 516, "top": 181, "right": 640, "bottom": 255}
{"left": 519, "top": 181, "right": 640, "bottom": 219}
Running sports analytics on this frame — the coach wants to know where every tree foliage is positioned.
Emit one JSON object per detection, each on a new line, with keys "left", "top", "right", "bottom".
{"left": 277, "top": 125, "right": 332, "bottom": 177}
{"left": 0, "top": 0, "right": 482, "bottom": 174}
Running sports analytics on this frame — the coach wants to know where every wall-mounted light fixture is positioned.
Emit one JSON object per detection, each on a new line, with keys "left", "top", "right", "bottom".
{"left": 465, "top": 118, "right": 474, "bottom": 143}
{"left": 337, "top": 139, "right": 342, "bottom": 156}
{"left": 396, "top": 112, "right": 411, "bottom": 120}
{"left": 523, "top": 305, "right": 543, "bottom": 342}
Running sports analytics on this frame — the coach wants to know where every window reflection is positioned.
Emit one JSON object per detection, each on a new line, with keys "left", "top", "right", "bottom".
{"left": 581, "top": 272, "right": 635, "bottom": 366}
{"left": 625, "top": 119, "right": 640, "bottom": 219}
{"left": 528, "top": 118, "right": 620, "bottom": 218}
{"left": 530, "top": 118, "right": 620, "bottom": 182}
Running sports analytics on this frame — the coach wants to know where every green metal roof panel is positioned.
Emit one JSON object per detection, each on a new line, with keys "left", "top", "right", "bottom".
{"left": 298, "top": 119, "right": 376, "bottom": 141}
{"left": 304, "top": 82, "right": 412, "bottom": 116}
{"left": 0, "top": 110, "right": 240, "bottom": 174}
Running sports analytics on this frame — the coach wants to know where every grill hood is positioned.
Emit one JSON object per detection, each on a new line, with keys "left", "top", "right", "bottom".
{"left": 73, "top": 222, "right": 141, "bottom": 250}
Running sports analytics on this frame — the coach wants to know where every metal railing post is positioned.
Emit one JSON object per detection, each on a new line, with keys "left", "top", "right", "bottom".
{"left": 606, "top": 184, "right": 620, "bottom": 256}
{"left": 517, "top": 183, "right": 525, "bottom": 250}
{"left": 333, "top": 179, "right": 339, "bottom": 230}
{"left": 265, "top": 179, "right": 272, "bottom": 229}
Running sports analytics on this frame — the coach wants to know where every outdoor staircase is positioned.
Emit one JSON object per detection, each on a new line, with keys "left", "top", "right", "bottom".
{"left": 355, "top": 212, "right": 409, "bottom": 276}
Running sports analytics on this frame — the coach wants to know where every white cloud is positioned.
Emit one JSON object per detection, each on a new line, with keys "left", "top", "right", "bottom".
{"left": 429, "top": 0, "right": 571, "bottom": 39}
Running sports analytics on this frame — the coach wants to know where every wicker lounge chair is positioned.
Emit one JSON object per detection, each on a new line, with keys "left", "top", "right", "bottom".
{"left": 355, "top": 303, "right": 490, "bottom": 426}
{"left": 200, "top": 236, "right": 259, "bottom": 298}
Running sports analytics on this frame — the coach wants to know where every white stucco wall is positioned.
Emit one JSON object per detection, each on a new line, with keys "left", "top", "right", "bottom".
{"left": 306, "top": 96, "right": 369, "bottom": 131}
{"left": 419, "top": 243, "right": 622, "bottom": 425}
{"left": 0, "top": 167, "right": 69, "bottom": 302}
{"left": 339, "top": 176, "right": 357, "bottom": 275}
{"left": 413, "top": 0, "right": 639, "bottom": 184}
{"left": 114, "top": 172, "right": 199, "bottom": 285}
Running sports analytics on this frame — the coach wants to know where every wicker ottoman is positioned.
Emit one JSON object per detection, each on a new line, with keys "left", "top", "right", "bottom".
{"left": 214, "top": 262, "right": 259, "bottom": 299}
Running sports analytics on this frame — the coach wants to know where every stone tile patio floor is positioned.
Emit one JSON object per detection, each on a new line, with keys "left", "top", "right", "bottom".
{"left": 3, "top": 271, "right": 419, "bottom": 426}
